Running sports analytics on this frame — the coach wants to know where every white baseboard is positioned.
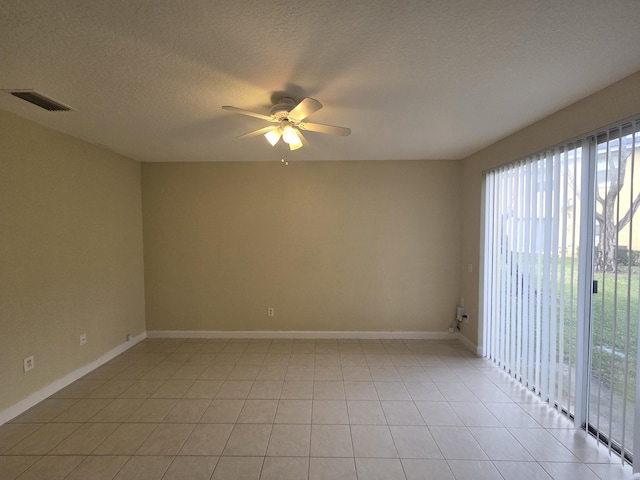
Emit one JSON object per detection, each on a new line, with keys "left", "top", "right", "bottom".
{"left": 146, "top": 330, "right": 460, "bottom": 340}
{"left": 0, "top": 331, "right": 146, "bottom": 426}
{"left": 457, "top": 333, "right": 482, "bottom": 356}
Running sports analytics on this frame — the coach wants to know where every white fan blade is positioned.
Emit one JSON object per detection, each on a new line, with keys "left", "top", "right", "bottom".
{"left": 222, "top": 105, "right": 275, "bottom": 122}
{"left": 288, "top": 97, "right": 322, "bottom": 122}
{"left": 298, "top": 121, "right": 351, "bottom": 136}
{"left": 237, "top": 125, "right": 279, "bottom": 139}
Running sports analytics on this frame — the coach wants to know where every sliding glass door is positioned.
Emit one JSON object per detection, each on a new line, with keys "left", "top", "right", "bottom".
{"left": 483, "top": 118, "right": 640, "bottom": 467}
{"left": 589, "top": 126, "right": 640, "bottom": 461}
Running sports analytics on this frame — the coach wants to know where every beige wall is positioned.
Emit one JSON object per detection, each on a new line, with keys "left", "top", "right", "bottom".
{"left": 0, "top": 111, "right": 146, "bottom": 412}
{"left": 142, "top": 160, "right": 462, "bottom": 333}
{"left": 460, "top": 70, "right": 640, "bottom": 349}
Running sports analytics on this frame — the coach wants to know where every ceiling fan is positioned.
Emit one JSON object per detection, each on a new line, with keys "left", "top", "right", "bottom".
{"left": 222, "top": 97, "right": 351, "bottom": 151}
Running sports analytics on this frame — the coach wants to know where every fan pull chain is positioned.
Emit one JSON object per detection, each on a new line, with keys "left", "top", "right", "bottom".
{"left": 281, "top": 141, "right": 288, "bottom": 166}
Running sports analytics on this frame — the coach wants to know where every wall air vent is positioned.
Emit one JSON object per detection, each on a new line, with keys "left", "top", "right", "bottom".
{"left": 9, "top": 90, "right": 74, "bottom": 112}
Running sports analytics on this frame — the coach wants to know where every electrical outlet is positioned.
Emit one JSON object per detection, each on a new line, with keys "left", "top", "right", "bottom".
{"left": 23, "top": 355, "right": 34, "bottom": 373}
{"left": 267, "top": 307, "right": 274, "bottom": 317}
{"left": 80, "top": 333, "right": 87, "bottom": 346}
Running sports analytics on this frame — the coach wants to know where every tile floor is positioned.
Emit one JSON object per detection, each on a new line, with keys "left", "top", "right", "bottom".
{"left": 0, "top": 338, "right": 634, "bottom": 480}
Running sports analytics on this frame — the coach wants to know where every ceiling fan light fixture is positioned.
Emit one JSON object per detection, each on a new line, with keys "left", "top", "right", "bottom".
{"left": 282, "top": 123, "right": 301, "bottom": 145}
{"left": 288, "top": 138, "right": 303, "bottom": 150}
{"left": 264, "top": 128, "right": 282, "bottom": 146}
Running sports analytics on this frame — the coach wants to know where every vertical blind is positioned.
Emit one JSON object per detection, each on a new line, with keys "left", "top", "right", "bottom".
{"left": 483, "top": 142, "right": 583, "bottom": 416}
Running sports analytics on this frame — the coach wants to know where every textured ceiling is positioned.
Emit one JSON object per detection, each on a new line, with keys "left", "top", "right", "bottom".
{"left": 1, "top": 1, "right": 640, "bottom": 162}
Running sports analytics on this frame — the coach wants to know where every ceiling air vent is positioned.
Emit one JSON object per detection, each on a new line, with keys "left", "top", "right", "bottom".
{"left": 9, "top": 90, "right": 74, "bottom": 112}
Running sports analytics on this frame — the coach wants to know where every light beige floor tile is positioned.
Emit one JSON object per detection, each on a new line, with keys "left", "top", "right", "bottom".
{"left": 422, "top": 367, "right": 460, "bottom": 383}
{"left": 0, "top": 455, "right": 40, "bottom": 480}
{"left": 87, "top": 398, "right": 145, "bottom": 422}
{"left": 248, "top": 381, "right": 283, "bottom": 399}
{"left": 200, "top": 365, "right": 234, "bottom": 380}
{"left": 223, "top": 424, "right": 272, "bottom": 456}
{"left": 114, "top": 455, "right": 173, "bottom": 480}
{"left": 465, "top": 383, "right": 512, "bottom": 402}
{"left": 51, "top": 380, "right": 105, "bottom": 398}
{"left": 262, "top": 354, "right": 290, "bottom": 366}
{"left": 170, "top": 364, "right": 207, "bottom": 379}
{"left": 213, "top": 354, "right": 242, "bottom": 365}
{"left": 87, "top": 380, "right": 136, "bottom": 399}
{"left": 313, "top": 366, "right": 342, "bottom": 381}
{"left": 309, "top": 457, "right": 357, "bottom": 480}
{"left": 212, "top": 456, "right": 263, "bottom": 480}
{"left": 547, "top": 428, "right": 619, "bottom": 464}
{"left": 142, "top": 365, "right": 180, "bottom": 380}
{"left": 180, "top": 424, "right": 233, "bottom": 455}
{"left": 118, "top": 380, "right": 165, "bottom": 398}
{"left": 312, "top": 400, "right": 349, "bottom": 424}
{"left": 508, "top": 428, "right": 580, "bottom": 463}
{"left": 255, "top": 366, "right": 287, "bottom": 380}
{"left": 313, "top": 381, "right": 345, "bottom": 400}
{"left": 390, "top": 426, "right": 442, "bottom": 459}
{"left": 449, "top": 402, "right": 501, "bottom": 427}
{"left": 381, "top": 401, "right": 424, "bottom": 425}
{"left": 163, "top": 399, "right": 211, "bottom": 423}
{"left": 135, "top": 423, "right": 194, "bottom": 455}
{"left": 11, "top": 399, "right": 77, "bottom": 423}
{"left": 587, "top": 463, "right": 635, "bottom": 480}
{"left": 347, "top": 401, "right": 386, "bottom": 425}
{"left": 163, "top": 456, "right": 219, "bottom": 480}
{"left": 368, "top": 367, "right": 401, "bottom": 381}
{"left": 237, "top": 399, "right": 278, "bottom": 423}
{"left": 447, "top": 460, "right": 503, "bottom": 480}
{"left": 228, "top": 365, "right": 260, "bottom": 380}
{"left": 397, "top": 367, "right": 431, "bottom": 382}
{"left": 50, "top": 422, "right": 119, "bottom": 454}
{"left": 6, "top": 423, "right": 80, "bottom": 455}
{"left": 310, "top": 425, "right": 353, "bottom": 457}
{"left": 339, "top": 354, "right": 368, "bottom": 366}
{"left": 237, "top": 354, "right": 266, "bottom": 365}
{"left": 374, "top": 382, "right": 412, "bottom": 401}
{"left": 200, "top": 399, "right": 245, "bottom": 423}
{"left": 485, "top": 402, "right": 540, "bottom": 428}
{"left": 126, "top": 398, "right": 177, "bottom": 422}
{"left": 260, "top": 456, "right": 308, "bottom": 480}
{"left": 151, "top": 380, "right": 194, "bottom": 398}
{"left": 402, "top": 459, "right": 455, "bottom": 480}
{"left": 315, "top": 354, "right": 341, "bottom": 366}
{"left": 281, "top": 381, "right": 313, "bottom": 399}
{"left": 93, "top": 423, "right": 157, "bottom": 455}
{"left": 351, "top": 425, "right": 397, "bottom": 458}
{"left": 15, "top": 455, "right": 84, "bottom": 480}
{"left": 354, "top": 458, "right": 405, "bottom": 480}
{"left": 344, "top": 381, "right": 378, "bottom": 400}
{"left": 414, "top": 401, "right": 462, "bottom": 426}
{"left": 434, "top": 382, "right": 478, "bottom": 402}
{"left": 266, "top": 424, "right": 311, "bottom": 457}
{"left": 183, "top": 380, "right": 223, "bottom": 399}
{"left": 468, "top": 426, "right": 533, "bottom": 461}
{"left": 0, "top": 423, "right": 43, "bottom": 454}
{"left": 215, "top": 381, "right": 253, "bottom": 399}
{"left": 285, "top": 366, "right": 314, "bottom": 381}
{"left": 429, "top": 426, "right": 488, "bottom": 460}
{"left": 275, "top": 399, "right": 312, "bottom": 424}
{"left": 51, "top": 398, "right": 111, "bottom": 423}
{"left": 289, "top": 354, "right": 315, "bottom": 365}
{"left": 342, "top": 365, "right": 373, "bottom": 382}
{"left": 65, "top": 455, "right": 130, "bottom": 480}
{"left": 493, "top": 461, "right": 553, "bottom": 480}
{"left": 405, "top": 382, "right": 445, "bottom": 401}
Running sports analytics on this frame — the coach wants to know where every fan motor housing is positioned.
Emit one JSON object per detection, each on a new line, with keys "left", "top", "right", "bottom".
{"left": 270, "top": 97, "right": 297, "bottom": 120}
